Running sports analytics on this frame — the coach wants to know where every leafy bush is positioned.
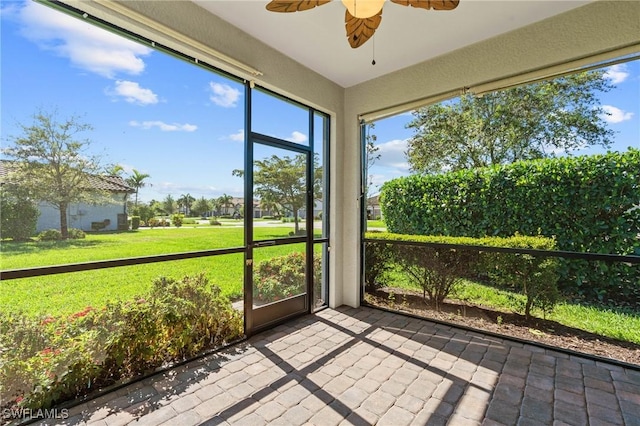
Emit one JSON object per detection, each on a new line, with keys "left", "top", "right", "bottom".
{"left": 0, "top": 191, "right": 39, "bottom": 241}
{"left": 130, "top": 216, "right": 140, "bottom": 230}
{"left": 253, "top": 252, "right": 321, "bottom": 303}
{"left": 171, "top": 214, "right": 184, "bottom": 228}
{"left": 209, "top": 219, "right": 222, "bottom": 226}
{"left": 38, "top": 229, "right": 62, "bottom": 241}
{"left": 394, "top": 244, "right": 476, "bottom": 308}
{"left": 477, "top": 234, "right": 560, "bottom": 318}
{"left": 365, "top": 232, "right": 559, "bottom": 316}
{"left": 148, "top": 218, "right": 169, "bottom": 228}
{"left": 380, "top": 149, "right": 640, "bottom": 304}
{"left": 0, "top": 274, "right": 243, "bottom": 411}
{"left": 363, "top": 240, "right": 395, "bottom": 293}
{"left": 67, "top": 228, "right": 86, "bottom": 239}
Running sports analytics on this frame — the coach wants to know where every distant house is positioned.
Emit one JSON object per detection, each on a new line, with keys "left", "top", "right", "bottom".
{"left": 366, "top": 195, "right": 383, "bottom": 220}
{"left": 0, "top": 161, "right": 135, "bottom": 233}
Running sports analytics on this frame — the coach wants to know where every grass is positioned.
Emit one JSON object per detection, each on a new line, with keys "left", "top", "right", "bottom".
{"left": 367, "top": 220, "right": 387, "bottom": 229}
{"left": 1, "top": 227, "right": 321, "bottom": 317}
{"left": 390, "top": 276, "right": 640, "bottom": 345}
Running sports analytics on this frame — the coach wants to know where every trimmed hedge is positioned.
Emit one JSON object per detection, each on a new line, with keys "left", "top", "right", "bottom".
{"left": 364, "top": 232, "right": 560, "bottom": 318}
{"left": 380, "top": 149, "right": 640, "bottom": 304}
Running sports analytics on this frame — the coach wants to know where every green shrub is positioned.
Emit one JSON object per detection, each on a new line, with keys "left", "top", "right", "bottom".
{"left": 148, "top": 218, "right": 169, "bottom": 228}
{"left": 38, "top": 229, "right": 62, "bottom": 241}
{"left": 363, "top": 241, "right": 395, "bottom": 293}
{"left": 253, "top": 252, "right": 321, "bottom": 303}
{"left": 365, "top": 232, "right": 559, "bottom": 316}
{"left": 67, "top": 228, "right": 86, "bottom": 239}
{"left": 0, "top": 274, "right": 242, "bottom": 411}
{"left": 209, "top": 219, "right": 222, "bottom": 226}
{"left": 182, "top": 218, "right": 196, "bottom": 225}
{"left": 380, "top": 149, "right": 640, "bottom": 304}
{"left": 171, "top": 214, "right": 184, "bottom": 228}
{"left": 0, "top": 191, "right": 39, "bottom": 241}
{"left": 477, "top": 234, "right": 560, "bottom": 318}
{"left": 130, "top": 216, "right": 140, "bottom": 230}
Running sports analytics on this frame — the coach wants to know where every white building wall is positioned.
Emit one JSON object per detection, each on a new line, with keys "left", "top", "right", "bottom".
{"left": 36, "top": 194, "right": 128, "bottom": 233}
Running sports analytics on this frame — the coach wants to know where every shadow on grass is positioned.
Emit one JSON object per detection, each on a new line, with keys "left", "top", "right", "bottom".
{"left": 1, "top": 238, "right": 109, "bottom": 256}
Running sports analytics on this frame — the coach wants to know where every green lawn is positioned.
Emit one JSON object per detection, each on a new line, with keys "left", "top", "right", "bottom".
{"left": 367, "top": 220, "right": 387, "bottom": 229}
{"left": 383, "top": 270, "right": 640, "bottom": 345}
{"left": 1, "top": 227, "right": 320, "bottom": 317}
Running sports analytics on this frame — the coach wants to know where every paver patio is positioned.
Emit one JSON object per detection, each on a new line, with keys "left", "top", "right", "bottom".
{"left": 46, "top": 306, "right": 639, "bottom": 425}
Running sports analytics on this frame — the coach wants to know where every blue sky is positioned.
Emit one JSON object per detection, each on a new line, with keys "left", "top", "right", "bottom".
{"left": 2, "top": 1, "right": 638, "bottom": 203}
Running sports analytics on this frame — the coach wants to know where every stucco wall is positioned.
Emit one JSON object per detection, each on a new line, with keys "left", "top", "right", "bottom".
{"left": 36, "top": 194, "right": 128, "bottom": 233}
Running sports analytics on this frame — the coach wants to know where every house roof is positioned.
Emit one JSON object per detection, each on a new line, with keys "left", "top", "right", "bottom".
{"left": 0, "top": 161, "right": 135, "bottom": 194}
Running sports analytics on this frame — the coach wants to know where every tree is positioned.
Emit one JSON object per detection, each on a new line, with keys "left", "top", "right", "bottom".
{"left": 217, "top": 193, "right": 234, "bottom": 216}
{"left": 405, "top": 71, "right": 614, "bottom": 174}
{"left": 364, "top": 123, "right": 381, "bottom": 218}
{"left": 177, "top": 193, "right": 195, "bottom": 216}
{"left": 105, "top": 163, "right": 124, "bottom": 176}
{"left": 233, "top": 154, "right": 321, "bottom": 233}
{"left": 131, "top": 202, "right": 157, "bottom": 226}
{"left": 162, "top": 194, "right": 176, "bottom": 215}
{"left": 191, "top": 197, "right": 212, "bottom": 217}
{"left": 126, "top": 169, "right": 151, "bottom": 209}
{"left": 210, "top": 197, "right": 223, "bottom": 218}
{"left": 2, "top": 110, "right": 104, "bottom": 238}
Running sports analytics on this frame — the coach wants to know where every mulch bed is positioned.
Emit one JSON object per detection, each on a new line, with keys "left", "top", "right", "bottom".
{"left": 365, "top": 288, "right": 640, "bottom": 367}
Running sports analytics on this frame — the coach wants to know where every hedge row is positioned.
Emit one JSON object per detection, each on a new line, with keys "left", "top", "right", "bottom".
{"left": 0, "top": 274, "right": 243, "bottom": 410}
{"left": 364, "top": 232, "right": 559, "bottom": 318}
{"left": 379, "top": 149, "right": 640, "bottom": 304}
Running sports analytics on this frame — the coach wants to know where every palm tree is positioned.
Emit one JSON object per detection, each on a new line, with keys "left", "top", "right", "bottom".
{"left": 177, "top": 193, "right": 195, "bottom": 216}
{"left": 105, "top": 164, "right": 125, "bottom": 176}
{"left": 217, "top": 193, "right": 233, "bottom": 216}
{"left": 126, "top": 169, "right": 151, "bottom": 208}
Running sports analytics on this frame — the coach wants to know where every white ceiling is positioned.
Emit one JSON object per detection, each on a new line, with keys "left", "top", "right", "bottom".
{"left": 193, "top": 0, "right": 591, "bottom": 88}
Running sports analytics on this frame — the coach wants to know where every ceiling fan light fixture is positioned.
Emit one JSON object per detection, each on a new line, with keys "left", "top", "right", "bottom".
{"left": 341, "top": 0, "right": 385, "bottom": 19}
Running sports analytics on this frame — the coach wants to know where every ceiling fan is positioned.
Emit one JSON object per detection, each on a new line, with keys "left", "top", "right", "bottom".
{"left": 265, "top": 0, "right": 460, "bottom": 49}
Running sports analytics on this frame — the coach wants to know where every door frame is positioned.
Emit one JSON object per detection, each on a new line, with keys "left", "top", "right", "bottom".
{"left": 243, "top": 86, "right": 316, "bottom": 335}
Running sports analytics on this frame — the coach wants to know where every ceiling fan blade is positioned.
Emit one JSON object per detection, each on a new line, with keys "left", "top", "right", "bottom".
{"left": 390, "top": 0, "right": 460, "bottom": 10}
{"left": 345, "top": 10, "right": 382, "bottom": 48}
{"left": 266, "top": 0, "right": 332, "bottom": 13}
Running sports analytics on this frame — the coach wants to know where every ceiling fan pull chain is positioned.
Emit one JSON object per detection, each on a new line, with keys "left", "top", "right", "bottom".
{"left": 372, "top": 35, "right": 376, "bottom": 65}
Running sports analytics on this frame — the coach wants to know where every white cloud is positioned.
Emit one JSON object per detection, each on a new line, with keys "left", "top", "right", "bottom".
{"left": 108, "top": 81, "right": 158, "bottom": 105}
{"left": 603, "top": 64, "right": 630, "bottom": 84}
{"left": 129, "top": 120, "right": 197, "bottom": 132}
{"left": 374, "top": 138, "right": 411, "bottom": 171}
{"left": 209, "top": 82, "right": 240, "bottom": 107}
{"left": 229, "top": 129, "right": 245, "bottom": 142}
{"left": 286, "top": 131, "right": 308, "bottom": 143}
{"left": 16, "top": 1, "right": 152, "bottom": 78}
{"left": 600, "top": 105, "right": 634, "bottom": 124}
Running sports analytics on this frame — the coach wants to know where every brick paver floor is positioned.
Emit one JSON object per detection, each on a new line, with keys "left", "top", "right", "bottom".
{"left": 45, "top": 306, "right": 640, "bottom": 425}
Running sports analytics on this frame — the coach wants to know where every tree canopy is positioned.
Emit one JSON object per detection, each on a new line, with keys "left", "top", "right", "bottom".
{"left": 2, "top": 110, "right": 103, "bottom": 238}
{"left": 405, "top": 71, "right": 614, "bottom": 174}
{"left": 233, "top": 153, "right": 321, "bottom": 233}
{"left": 126, "top": 169, "right": 151, "bottom": 208}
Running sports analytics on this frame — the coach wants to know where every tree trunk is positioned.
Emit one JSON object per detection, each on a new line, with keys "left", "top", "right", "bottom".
{"left": 294, "top": 209, "right": 299, "bottom": 234}
{"left": 59, "top": 202, "right": 69, "bottom": 239}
